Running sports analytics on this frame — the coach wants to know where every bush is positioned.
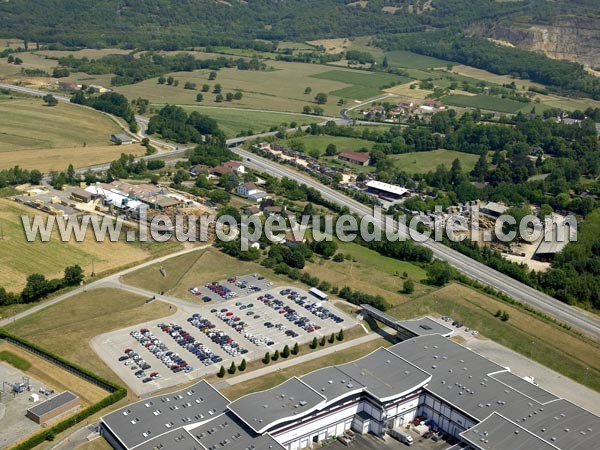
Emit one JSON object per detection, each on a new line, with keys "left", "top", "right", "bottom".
{"left": 292, "top": 342, "right": 299, "bottom": 355}
{"left": 403, "top": 279, "right": 415, "bottom": 294}
{"left": 272, "top": 350, "right": 280, "bottom": 361}
{"left": 282, "top": 345, "right": 290, "bottom": 358}
{"left": 263, "top": 352, "right": 271, "bottom": 364}
{"left": 310, "top": 337, "right": 318, "bottom": 349}
{"left": 328, "top": 333, "right": 335, "bottom": 344}
{"left": 239, "top": 359, "right": 247, "bottom": 371}
{"left": 333, "top": 253, "right": 345, "bottom": 262}
{"left": 319, "top": 336, "right": 326, "bottom": 347}
{"left": 337, "top": 329, "right": 344, "bottom": 341}
{"left": 501, "top": 311, "right": 510, "bottom": 322}
{"left": 217, "top": 365, "right": 225, "bottom": 378}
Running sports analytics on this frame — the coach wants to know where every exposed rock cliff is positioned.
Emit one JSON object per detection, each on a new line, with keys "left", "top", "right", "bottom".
{"left": 474, "top": 17, "right": 600, "bottom": 69}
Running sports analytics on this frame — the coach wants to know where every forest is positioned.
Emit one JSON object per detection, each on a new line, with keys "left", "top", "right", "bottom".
{"left": 0, "top": 0, "right": 531, "bottom": 48}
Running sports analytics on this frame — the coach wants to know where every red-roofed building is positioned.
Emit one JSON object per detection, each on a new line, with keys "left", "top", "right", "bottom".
{"left": 338, "top": 151, "right": 371, "bottom": 166}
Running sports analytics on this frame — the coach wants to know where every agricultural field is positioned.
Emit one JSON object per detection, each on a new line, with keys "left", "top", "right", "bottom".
{"left": 388, "top": 283, "right": 600, "bottom": 393}
{"left": 4, "top": 288, "right": 175, "bottom": 383}
{"left": 176, "top": 106, "right": 323, "bottom": 138}
{"left": 310, "top": 70, "right": 410, "bottom": 99}
{"left": 0, "top": 96, "right": 144, "bottom": 170}
{"left": 116, "top": 60, "right": 361, "bottom": 116}
{"left": 0, "top": 199, "right": 181, "bottom": 293}
{"left": 116, "top": 60, "right": 409, "bottom": 115}
{"left": 390, "top": 149, "right": 480, "bottom": 174}
{"left": 440, "top": 94, "right": 527, "bottom": 113}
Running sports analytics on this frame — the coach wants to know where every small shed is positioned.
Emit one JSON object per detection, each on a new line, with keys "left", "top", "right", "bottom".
{"left": 26, "top": 391, "right": 79, "bottom": 424}
{"left": 111, "top": 133, "right": 134, "bottom": 145}
{"left": 29, "top": 393, "right": 40, "bottom": 403}
{"left": 309, "top": 287, "right": 328, "bottom": 301}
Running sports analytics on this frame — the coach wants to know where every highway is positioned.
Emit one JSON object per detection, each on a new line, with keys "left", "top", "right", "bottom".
{"left": 2, "top": 82, "right": 599, "bottom": 339}
{"left": 233, "top": 146, "right": 600, "bottom": 339}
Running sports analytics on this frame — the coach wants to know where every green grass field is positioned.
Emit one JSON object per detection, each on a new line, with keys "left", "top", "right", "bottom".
{"left": 384, "top": 50, "right": 451, "bottom": 70}
{"left": 440, "top": 94, "right": 526, "bottom": 113}
{"left": 176, "top": 106, "right": 323, "bottom": 137}
{"left": 390, "top": 149, "right": 480, "bottom": 174}
{"left": 4, "top": 288, "right": 174, "bottom": 382}
{"left": 0, "top": 350, "right": 32, "bottom": 371}
{"left": 282, "top": 135, "right": 375, "bottom": 156}
{"left": 311, "top": 70, "right": 411, "bottom": 99}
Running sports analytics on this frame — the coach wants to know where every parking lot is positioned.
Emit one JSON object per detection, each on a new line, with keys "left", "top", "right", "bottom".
{"left": 92, "top": 275, "right": 356, "bottom": 395}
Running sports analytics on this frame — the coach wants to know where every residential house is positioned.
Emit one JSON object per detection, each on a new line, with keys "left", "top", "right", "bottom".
{"left": 237, "top": 182, "right": 260, "bottom": 198}
{"left": 211, "top": 165, "right": 234, "bottom": 177}
{"left": 243, "top": 205, "right": 261, "bottom": 216}
{"left": 248, "top": 191, "right": 270, "bottom": 202}
{"left": 223, "top": 161, "right": 245, "bottom": 175}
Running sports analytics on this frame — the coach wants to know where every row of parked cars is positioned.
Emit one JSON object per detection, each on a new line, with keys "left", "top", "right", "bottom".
{"left": 185, "top": 312, "right": 248, "bottom": 358}
{"left": 227, "top": 276, "right": 265, "bottom": 294}
{"left": 118, "top": 349, "right": 157, "bottom": 384}
{"left": 130, "top": 328, "right": 192, "bottom": 375}
{"left": 205, "top": 281, "right": 238, "bottom": 300}
{"left": 211, "top": 309, "right": 256, "bottom": 352}
{"left": 259, "top": 293, "right": 321, "bottom": 334}
{"left": 284, "top": 290, "right": 345, "bottom": 324}
{"left": 159, "top": 321, "right": 223, "bottom": 366}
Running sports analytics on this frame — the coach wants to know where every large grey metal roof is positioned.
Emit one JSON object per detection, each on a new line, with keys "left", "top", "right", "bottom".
{"left": 490, "top": 371, "right": 558, "bottom": 404}
{"left": 189, "top": 411, "right": 284, "bottom": 450}
{"left": 27, "top": 391, "right": 78, "bottom": 416}
{"left": 134, "top": 428, "right": 203, "bottom": 450}
{"left": 227, "top": 377, "right": 326, "bottom": 434}
{"left": 335, "top": 347, "right": 431, "bottom": 401}
{"left": 461, "top": 412, "right": 557, "bottom": 450}
{"left": 389, "top": 334, "right": 600, "bottom": 450}
{"left": 300, "top": 366, "right": 366, "bottom": 401}
{"left": 101, "top": 380, "right": 229, "bottom": 449}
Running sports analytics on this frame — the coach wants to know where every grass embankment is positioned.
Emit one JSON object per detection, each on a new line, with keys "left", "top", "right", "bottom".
{"left": 0, "top": 350, "right": 31, "bottom": 370}
{"left": 4, "top": 288, "right": 175, "bottom": 383}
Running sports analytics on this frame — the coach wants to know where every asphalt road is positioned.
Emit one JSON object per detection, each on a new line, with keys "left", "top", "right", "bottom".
{"left": 2, "top": 82, "right": 599, "bottom": 339}
{"left": 233, "top": 146, "right": 600, "bottom": 339}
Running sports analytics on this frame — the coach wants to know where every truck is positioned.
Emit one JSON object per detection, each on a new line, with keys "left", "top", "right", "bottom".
{"left": 389, "top": 427, "right": 414, "bottom": 446}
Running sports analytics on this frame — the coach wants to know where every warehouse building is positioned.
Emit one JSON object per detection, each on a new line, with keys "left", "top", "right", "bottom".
{"left": 99, "top": 329, "right": 600, "bottom": 450}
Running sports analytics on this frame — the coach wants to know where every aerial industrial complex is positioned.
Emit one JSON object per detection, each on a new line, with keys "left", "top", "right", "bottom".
{"left": 99, "top": 313, "right": 599, "bottom": 450}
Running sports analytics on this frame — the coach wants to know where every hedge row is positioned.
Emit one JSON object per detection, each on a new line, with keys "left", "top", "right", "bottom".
{"left": 0, "top": 329, "right": 126, "bottom": 450}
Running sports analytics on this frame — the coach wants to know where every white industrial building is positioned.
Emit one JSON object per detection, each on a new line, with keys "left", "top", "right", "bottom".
{"left": 99, "top": 315, "right": 599, "bottom": 450}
